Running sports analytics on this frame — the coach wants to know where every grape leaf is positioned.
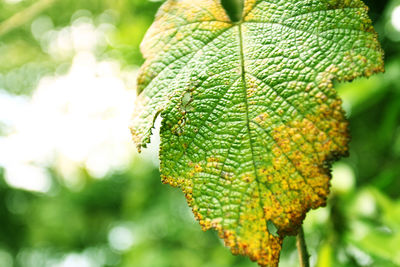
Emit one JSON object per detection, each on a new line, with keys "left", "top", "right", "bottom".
{"left": 130, "top": 0, "right": 384, "bottom": 266}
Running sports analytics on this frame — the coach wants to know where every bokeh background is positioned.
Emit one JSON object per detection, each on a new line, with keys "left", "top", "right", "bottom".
{"left": 0, "top": 0, "right": 399, "bottom": 266}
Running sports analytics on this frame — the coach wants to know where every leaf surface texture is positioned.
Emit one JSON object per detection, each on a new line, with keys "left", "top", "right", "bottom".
{"left": 130, "top": 0, "right": 384, "bottom": 266}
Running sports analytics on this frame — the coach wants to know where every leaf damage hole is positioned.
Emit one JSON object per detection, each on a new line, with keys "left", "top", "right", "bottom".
{"left": 182, "top": 92, "right": 192, "bottom": 107}
{"left": 267, "top": 220, "right": 279, "bottom": 237}
{"left": 221, "top": 0, "right": 244, "bottom": 22}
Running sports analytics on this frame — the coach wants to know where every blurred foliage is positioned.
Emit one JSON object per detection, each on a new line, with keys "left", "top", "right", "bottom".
{"left": 0, "top": 0, "right": 399, "bottom": 266}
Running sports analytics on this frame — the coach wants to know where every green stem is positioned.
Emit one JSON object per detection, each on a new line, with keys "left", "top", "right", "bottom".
{"left": 296, "top": 226, "right": 310, "bottom": 267}
{"left": 0, "top": 0, "right": 57, "bottom": 37}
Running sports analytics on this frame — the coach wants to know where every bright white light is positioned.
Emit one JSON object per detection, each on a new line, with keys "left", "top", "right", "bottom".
{"left": 0, "top": 90, "right": 29, "bottom": 132}
{"left": 108, "top": 225, "right": 135, "bottom": 252}
{"left": 3, "top": 163, "right": 51, "bottom": 193}
{"left": 331, "top": 163, "right": 355, "bottom": 194}
{"left": 355, "top": 191, "right": 376, "bottom": 217}
{"left": 0, "top": 15, "right": 158, "bottom": 192}
{"left": 36, "top": 14, "right": 113, "bottom": 60}
{"left": 0, "top": 52, "right": 138, "bottom": 191}
{"left": 54, "top": 253, "right": 93, "bottom": 267}
{"left": 392, "top": 6, "right": 400, "bottom": 32}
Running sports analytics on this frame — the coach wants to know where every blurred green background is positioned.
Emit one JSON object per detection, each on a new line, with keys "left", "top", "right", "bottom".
{"left": 0, "top": 0, "right": 399, "bottom": 266}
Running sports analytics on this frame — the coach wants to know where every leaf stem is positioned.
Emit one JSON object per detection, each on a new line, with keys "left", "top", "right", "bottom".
{"left": 296, "top": 226, "right": 310, "bottom": 267}
{"left": 0, "top": 0, "right": 57, "bottom": 37}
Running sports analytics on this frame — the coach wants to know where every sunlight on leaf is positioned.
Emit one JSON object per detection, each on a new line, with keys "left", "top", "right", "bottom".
{"left": 130, "top": 0, "right": 384, "bottom": 266}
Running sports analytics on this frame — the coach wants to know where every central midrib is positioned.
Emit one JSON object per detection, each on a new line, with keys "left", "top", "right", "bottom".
{"left": 237, "top": 23, "right": 268, "bottom": 232}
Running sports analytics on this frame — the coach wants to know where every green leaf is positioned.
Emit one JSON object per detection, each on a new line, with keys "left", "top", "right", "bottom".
{"left": 130, "top": 0, "right": 384, "bottom": 266}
